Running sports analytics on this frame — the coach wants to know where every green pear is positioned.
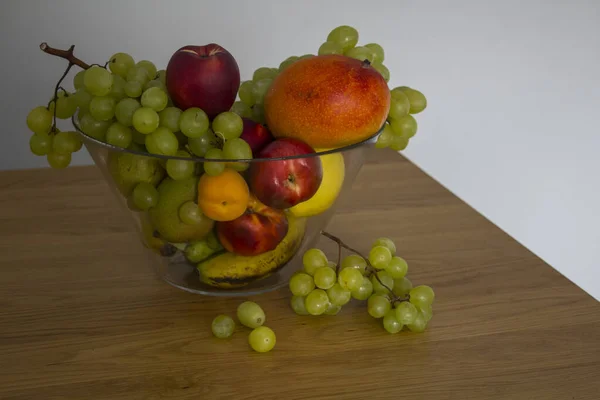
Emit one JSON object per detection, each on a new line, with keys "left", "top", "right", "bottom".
{"left": 107, "top": 152, "right": 165, "bottom": 197}
{"left": 148, "top": 176, "right": 214, "bottom": 243}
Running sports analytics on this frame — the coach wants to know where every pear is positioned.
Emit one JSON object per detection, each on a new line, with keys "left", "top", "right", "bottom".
{"left": 148, "top": 176, "right": 214, "bottom": 243}
{"left": 107, "top": 152, "right": 165, "bottom": 197}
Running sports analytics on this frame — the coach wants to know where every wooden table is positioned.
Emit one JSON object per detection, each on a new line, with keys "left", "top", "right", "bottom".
{"left": 1, "top": 148, "right": 598, "bottom": 399}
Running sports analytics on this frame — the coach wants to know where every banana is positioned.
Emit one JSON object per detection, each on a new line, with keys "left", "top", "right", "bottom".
{"left": 197, "top": 214, "right": 308, "bottom": 289}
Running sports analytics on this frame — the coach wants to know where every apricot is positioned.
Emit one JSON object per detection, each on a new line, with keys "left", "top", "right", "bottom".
{"left": 264, "top": 55, "right": 390, "bottom": 149}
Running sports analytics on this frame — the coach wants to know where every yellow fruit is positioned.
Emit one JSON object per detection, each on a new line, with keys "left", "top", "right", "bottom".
{"left": 288, "top": 150, "right": 345, "bottom": 218}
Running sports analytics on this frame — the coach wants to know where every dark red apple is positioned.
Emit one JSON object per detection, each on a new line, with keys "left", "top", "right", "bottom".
{"left": 166, "top": 44, "right": 240, "bottom": 118}
{"left": 240, "top": 118, "right": 273, "bottom": 155}
{"left": 216, "top": 195, "right": 288, "bottom": 256}
{"left": 247, "top": 138, "right": 323, "bottom": 209}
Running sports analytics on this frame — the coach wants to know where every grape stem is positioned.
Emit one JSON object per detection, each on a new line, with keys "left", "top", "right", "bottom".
{"left": 320, "top": 230, "right": 398, "bottom": 297}
{"left": 39, "top": 43, "right": 90, "bottom": 69}
{"left": 40, "top": 43, "right": 91, "bottom": 133}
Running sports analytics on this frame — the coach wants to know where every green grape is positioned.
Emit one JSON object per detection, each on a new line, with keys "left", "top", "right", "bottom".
{"left": 279, "top": 56, "right": 299, "bottom": 71}
{"left": 136, "top": 60, "right": 157, "bottom": 81}
{"left": 178, "top": 201, "right": 204, "bottom": 225}
{"left": 324, "top": 303, "right": 342, "bottom": 315}
{"left": 407, "top": 312, "right": 428, "bottom": 333}
{"left": 132, "top": 182, "right": 159, "bottom": 210}
{"left": 409, "top": 285, "right": 435, "bottom": 309}
{"left": 365, "top": 43, "right": 385, "bottom": 63}
{"left": 166, "top": 150, "right": 195, "bottom": 180}
{"left": 302, "top": 248, "right": 328, "bottom": 276}
{"left": 389, "top": 90, "right": 411, "bottom": 120}
{"left": 52, "top": 131, "right": 81, "bottom": 155}
{"left": 141, "top": 86, "right": 168, "bottom": 112}
{"left": 230, "top": 101, "right": 252, "bottom": 119}
{"left": 159, "top": 107, "right": 182, "bottom": 132}
{"left": 73, "top": 89, "right": 93, "bottom": 111}
{"left": 73, "top": 70, "right": 86, "bottom": 90}
{"left": 338, "top": 267, "right": 363, "bottom": 291}
{"left": 223, "top": 137, "right": 252, "bottom": 172}
{"left": 419, "top": 304, "right": 433, "bottom": 322}
{"left": 345, "top": 46, "right": 376, "bottom": 63}
{"left": 29, "top": 134, "right": 52, "bottom": 156}
{"left": 124, "top": 80, "right": 143, "bottom": 98}
{"left": 132, "top": 107, "right": 160, "bottom": 134}
{"left": 395, "top": 301, "right": 418, "bottom": 325}
{"left": 110, "top": 75, "right": 127, "bottom": 101}
{"left": 383, "top": 310, "right": 403, "bottom": 333}
{"left": 238, "top": 81, "right": 256, "bottom": 106}
{"left": 205, "top": 231, "right": 223, "bottom": 251}
{"left": 143, "top": 79, "right": 167, "bottom": 92}
{"left": 289, "top": 273, "right": 315, "bottom": 297}
{"left": 145, "top": 127, "right": 178, "bottom": 156}
{"left": 237, "top": 301, "right": 265, "bottom": 329}
{"left": 188, "top": 129, "right": 218, "bottom": 157}
{"left": 369, "top": 245, "right": 392, "bottom": 269}
{"left": 390, "top": 114, "right": 417, "bottom": 139}
{"left": 327, "top": 25, "right": 359, "bottom": 52}
{"left": 115, "top": 98, "right": 141, "bottom": 127}
{"left": 157, "top": 69, "right": 166, "bottom": 85}
{"left": 327, "top": 283, "right": 351, "bottom": 306}
{"left": 251, "top": 79, "right": 272, "bottom": 104}
{"left": 108, "top": 52, "right": 135, "bottom": 78}
{"left": 367, "top": 294, "right": 391, "bottom": 318}
{"left": 351, "top": 276, "right": 373, "bottom": 300}
{"left": 211, "top": 315, "right": 235, "bottom": 339}
{"left": 375, "top": 123, "right": 394, "bottom": 149}
{"left": 185, "top": 241, "right": 213, "bottom": 263}
{"left": 318, "top": 41, "right": 344, "bottom": 55}
{"left": 393, "top": 277, "right": 413, "bottom": 297}
{"left": 299, "top": 54, "right": 315, "bottom": 60}
{"left": 89, "top": 96, "right": 116, "bottom": 121}
{"left": 47, "top": 152, "right": 71, "bottom": 169}
{"left": 385, "top": 256, "right": 408, "bottom": 279}
{"left": 390, "top": 134, "right": 409, "bottom": 151}
{"left": 105, "top": 122, "right": 132, "bottom": 148}
{"left": 340, "top": 255, "right": 366, "bottom": 274}
{"left": 248, "top": 326, "right": 276, "bottom": 353}
{"left": 26, "top": 106, "right": 53, "bottom": 135}
{"left": 179, "top": 107, "right": 209, "bottom": 138}
{"left": 290, "top": 295, "right": 310, "bottom": 315}
{"left": 78, "top": 112, "right": 110, "bottom": 141}
{"left": 395, "top": 87, "right": 427, "bottom": 114}
{"left": 203, "top": 148, "right": 226, "bottom": 176}
{"left": 252, "top": 104, "right": 266, "bottom": 124}
{"left": 212, "top": 111, "right": 243, "bottom": 140}
{"left": 313, "top": 266, "right": 337, "bottom": 290}
{"left": 372, "top": 237, "right": 396, "bottom": 256}
{"left": 327, "top": 261, "right": 337, "bottom": 269}
{"left": 126, "top": 66, "right": 150, "bottom": 85}
{"left": 372, "top": 63, "right": 390, "bottom": 82}
{"left": 371, "top": 271, "right": 394, "bottom": 294}
{"left": 305, "top": 289, "right": 330, "bottom": 316}
{"left": 51, "top": 92, "right": 77, "bottom": 119}
{"left": 253, "top": 67, "right": 278, "bottom": 81}
{"left": 83, "top": 66, "right": 113, "bottom": 96}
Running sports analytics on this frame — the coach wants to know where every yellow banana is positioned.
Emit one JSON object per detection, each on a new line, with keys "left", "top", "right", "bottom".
{"left": 197, "top": 214, "right": 307, "bottom": 289}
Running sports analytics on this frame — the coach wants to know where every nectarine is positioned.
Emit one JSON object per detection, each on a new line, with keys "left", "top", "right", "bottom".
{"left": 264, "top": 55, "right": 390, "bottom": 149}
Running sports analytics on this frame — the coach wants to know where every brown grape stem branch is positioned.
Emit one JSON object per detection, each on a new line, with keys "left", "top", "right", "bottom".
{"left": 320, "top": 230, "right": 396, "bottom": 296}
{"left": 40, "top": 43, "right": 91, "bottom": 132}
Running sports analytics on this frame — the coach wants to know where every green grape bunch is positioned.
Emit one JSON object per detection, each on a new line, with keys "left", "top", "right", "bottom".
{"left": 290, "top": 231, "right": 435, "bottom": 334}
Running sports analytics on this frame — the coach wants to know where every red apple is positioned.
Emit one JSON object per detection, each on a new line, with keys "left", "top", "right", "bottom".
{"left": 166, "top": 44, "right": 240, "bottom": 118}
{"left": 240, "top": 118, "right": 273, "bottom": 155}
{"left": 216, "top": 195, "right": 288, "bottom": 256}
{"left": 248, "top": 138, "right": 323, "bottom": 209}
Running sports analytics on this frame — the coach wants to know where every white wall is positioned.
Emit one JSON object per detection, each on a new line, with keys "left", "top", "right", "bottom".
{"left": 1, "top": 0, "right": 599, "bottom": 300}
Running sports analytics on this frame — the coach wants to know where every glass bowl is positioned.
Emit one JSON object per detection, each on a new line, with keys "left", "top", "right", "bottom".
{"left": 76, "top": 121, "right": 379, "bottom": 297}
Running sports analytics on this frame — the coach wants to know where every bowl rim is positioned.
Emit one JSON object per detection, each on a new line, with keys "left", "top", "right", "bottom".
{"left": 72, "top": 115, "right": 383, "bottom": 162}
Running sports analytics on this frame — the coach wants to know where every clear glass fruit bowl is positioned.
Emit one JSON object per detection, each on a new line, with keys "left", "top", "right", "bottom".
{"left": 76, "top": 122, "right": 378, "bottom": 297}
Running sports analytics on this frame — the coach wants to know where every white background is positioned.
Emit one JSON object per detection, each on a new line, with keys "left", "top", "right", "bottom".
{"left": 1, "top": 0, "right": 598, "bottom": 300}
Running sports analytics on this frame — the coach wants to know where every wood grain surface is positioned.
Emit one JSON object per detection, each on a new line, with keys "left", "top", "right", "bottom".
{"left": 0, "top": 148, "right": 598, "bottom": 400}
